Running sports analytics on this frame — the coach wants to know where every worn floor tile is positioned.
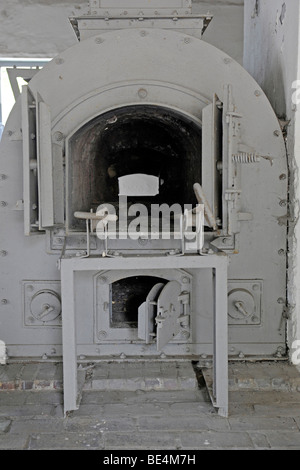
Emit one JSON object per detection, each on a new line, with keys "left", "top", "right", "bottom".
{"left": 229, "top": 416, "right": 298, "bottom": 431}
{"left": 138, "top": 415, "right": 230, "bottom": 432}
{"left": 104, "top": 431, "right": 182, "bottom": 450}
{"left": 28, "top": 432, "right": 104, "bottom": 450}
{"left": 180, "top": 430, "right": 254, "bottom": 449}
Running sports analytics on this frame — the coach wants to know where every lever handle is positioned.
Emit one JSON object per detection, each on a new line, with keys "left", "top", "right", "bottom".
{"left": 234, "top": 301, "right": 248, "bottom": 317}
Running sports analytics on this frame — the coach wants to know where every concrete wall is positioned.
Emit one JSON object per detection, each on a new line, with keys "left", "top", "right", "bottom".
{"left": 0, "top": 0, "right": 244, "bottom": 62}
{"left": 244, "top": 0, "right": 300, "bottom": 361}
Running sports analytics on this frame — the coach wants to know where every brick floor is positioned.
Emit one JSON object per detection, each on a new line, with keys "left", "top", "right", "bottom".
{"left": 0, "top": 360, "right": 300, "bottom": 450}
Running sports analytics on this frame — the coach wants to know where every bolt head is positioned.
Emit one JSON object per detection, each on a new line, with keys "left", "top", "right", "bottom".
{"left": 138, "top": 88, "right": 148, "bottom": 99}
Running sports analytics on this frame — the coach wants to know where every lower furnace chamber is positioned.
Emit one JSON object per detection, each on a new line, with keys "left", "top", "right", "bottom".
{"left": 0, "top": 1, "right": 288, "bottom": 415}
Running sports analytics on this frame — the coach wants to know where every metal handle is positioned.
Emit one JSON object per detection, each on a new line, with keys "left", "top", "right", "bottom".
{"left": 38, "top": 304, "right": 55, "bottom": 319}
{"left": 234, "top": 301, "right": 248, "bottom": 317}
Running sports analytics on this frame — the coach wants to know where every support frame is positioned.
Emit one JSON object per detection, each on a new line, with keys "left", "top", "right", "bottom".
{"left": 60, "top": 253, "right": 228, "bottom": 416}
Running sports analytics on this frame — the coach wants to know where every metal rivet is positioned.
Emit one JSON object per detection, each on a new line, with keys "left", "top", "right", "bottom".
{"left": 277, "top": 297, "right": 285, "bottom": 304}
{"left": 0, "top": 250, "right": 7, "bottom": 256}
{"left": 95, "top": 37, "right": 104, "bottom": 44}
{"left": 1, "top": 299, "right": 8, "bottom": 305}
{"left": 274, "top": 130, "right": 280, "bottom": 136}
{"left": 279, "top": 174, "right": 287, "bottom": 180}
{"left": 254, "top": 90, "right": 261, "bottom": 96}
{"left": 278, "top": 249, "right": 285, "bottom": 256}
{"left": 252, "top": 284, "right": 260, "bottom": 291}
{"left": 279, "top": 200, "right": 287, "bottom": 207}
{"left": 54, "top": 131, "right": 64, "bottom": 142}
{"left": 98, "top": 330, "right": 107, "bottom": 339}
{"left": 138, "top": 88, "right": 148, "bottom": 99}
{"left": 181, "top": 276, "right": 190, "bottom": 284}
{"left": 0, "top": 201, "right": 7, "bottom": 207}
{"left": 120, "top": 352, "right": 126, "bottom": 359}
{"left": 140, "top": 30, "right": 147, "bottom": 37}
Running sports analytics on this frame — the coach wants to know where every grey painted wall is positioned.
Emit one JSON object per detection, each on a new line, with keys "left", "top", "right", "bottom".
{"left": 244, "top": 0, "right": 300, "bottom": 359}
{"left": 0, "top": 0, "right": 244, "bottom": 63}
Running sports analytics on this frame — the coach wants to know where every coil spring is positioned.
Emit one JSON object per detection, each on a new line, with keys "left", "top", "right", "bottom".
{"left": 232, "top": 152, "right": 260, "bottom": 163}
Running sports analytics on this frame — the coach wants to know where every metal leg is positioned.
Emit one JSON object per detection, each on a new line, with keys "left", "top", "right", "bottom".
{"left": 61, "top": 260, "right": 78, "bottom": 416}
{"left": 213, "top": 259, "right": 229, "bottom": 417}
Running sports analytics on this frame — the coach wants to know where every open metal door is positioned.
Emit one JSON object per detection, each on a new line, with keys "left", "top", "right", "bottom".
{"left": 156, "top": 281, "right": 182, "bottom": 351}
{"left": 201, "top": 93, "right": 222, "bottom": 224}
{"left": 138, "top": 283, "right": 165, "bottom": 344}
{"left": 36, "top": 93, "right": 64, "bottom": 229}
{"left": 22, "top": 86, "right": 39, "bottom": 235}
{"left": 22, "top": 87, "right": 64, "bottom": 232}
{"left": 138, "top": 280, "right": 183, "bottom": 351}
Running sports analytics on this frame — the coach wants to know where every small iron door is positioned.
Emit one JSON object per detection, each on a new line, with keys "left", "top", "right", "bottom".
{"left": 138, "top": 280, "right": 186, "bottom": 350}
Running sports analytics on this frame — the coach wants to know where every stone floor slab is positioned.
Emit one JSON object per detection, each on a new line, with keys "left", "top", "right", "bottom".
{"left": 104, "top": 431, "right": 182, "bottom": 450}
{"left": 228, "top": 416, "right": 298, "bottom": 431}
{"left": 28, "top": 432, "right": 104, "bottom": 450}
{"left": 180, "top": 430, "right": 254, "bottom": 449}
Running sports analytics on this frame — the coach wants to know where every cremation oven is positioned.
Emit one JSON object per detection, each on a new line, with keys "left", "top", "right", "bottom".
{"left": 0, "top": 0, "right": 288, "bottom": 416}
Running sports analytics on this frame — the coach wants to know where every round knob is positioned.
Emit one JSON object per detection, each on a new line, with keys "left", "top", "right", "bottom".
{"left": 228, "top": 288, "right": 255, "bottom": 320}
{"left": 30, "top": 290, "right": 61, "bottom": 322}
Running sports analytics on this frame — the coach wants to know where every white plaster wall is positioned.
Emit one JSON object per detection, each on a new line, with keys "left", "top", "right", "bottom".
{"left": 0, "top": 0, "right": 244, "bottom": 62}
{"left": 244, "top": 0, "right": 300, "bottom": 361}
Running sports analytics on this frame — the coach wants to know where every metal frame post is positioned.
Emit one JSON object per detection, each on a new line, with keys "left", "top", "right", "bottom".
{"left": 61, "top": 261, "right": 78, "bottom": 414}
